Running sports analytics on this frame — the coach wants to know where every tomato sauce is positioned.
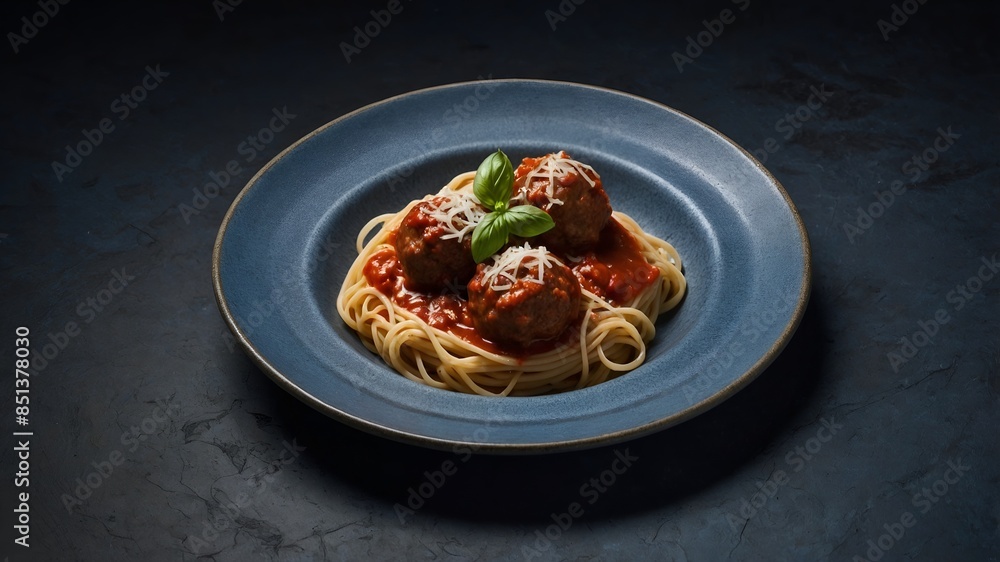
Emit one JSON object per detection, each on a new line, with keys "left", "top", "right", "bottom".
{"left": 362, "top": 218, "right": 658, "bottom": 356}
{"left": 570, "top": 218, "right": 660, "bottom": 305}
{"left": 363, "top": 247, "right": 511, "bottom": 356}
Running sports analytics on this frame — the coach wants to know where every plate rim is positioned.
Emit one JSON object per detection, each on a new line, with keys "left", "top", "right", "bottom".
{"left": 212, "top": 78, "right": 812, "bottom": 454}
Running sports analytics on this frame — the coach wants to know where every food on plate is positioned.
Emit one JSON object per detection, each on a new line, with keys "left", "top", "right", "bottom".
{"left": 513, "top": 151, "right": 612, "bottom": 252}
{"left": 394, "top": 193, "right": 486, "bottom": 291}
{"left": 337, "top": 150, "right": 686, "bottom": 396}
{"left": 467, "top": 244, "right": 582, "bottom": 347}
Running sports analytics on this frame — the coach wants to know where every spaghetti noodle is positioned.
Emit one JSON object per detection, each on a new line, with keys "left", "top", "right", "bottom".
{"left": 337, "top": 156, "right": 685, "bottom": 397}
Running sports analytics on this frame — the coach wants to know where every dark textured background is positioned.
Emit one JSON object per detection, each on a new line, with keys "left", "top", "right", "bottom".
{"left": 2, "top": 0, "right": 998, "bottom": 560}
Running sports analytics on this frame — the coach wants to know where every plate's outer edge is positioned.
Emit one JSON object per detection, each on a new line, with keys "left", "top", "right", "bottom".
{"left": 212, "top": 79, "right": 812, "bottom": 454}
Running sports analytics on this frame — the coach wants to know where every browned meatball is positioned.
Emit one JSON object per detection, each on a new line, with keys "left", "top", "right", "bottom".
{"left": 394, "top": 193, "right": 485, "bottom": 292}
{"left": 467, "top": 245, "right": 581, "bottom": 347}
{"left": 513, "top": 151, "right": 612, "bottom": 253}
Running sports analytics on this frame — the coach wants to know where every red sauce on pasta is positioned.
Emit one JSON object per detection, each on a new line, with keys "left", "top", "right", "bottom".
{"left": 363, "top": 247, "right": 576, "bottom": 357}
{"left": 570, "top": 218, "right": 660, "bottom": 305}
{"left": 362, "top": 217, "right": 658, "bottom": 356}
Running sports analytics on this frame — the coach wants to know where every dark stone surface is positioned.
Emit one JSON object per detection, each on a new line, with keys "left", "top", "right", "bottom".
{"left": 1, "top": 0, "right": 997, "bottom": 560}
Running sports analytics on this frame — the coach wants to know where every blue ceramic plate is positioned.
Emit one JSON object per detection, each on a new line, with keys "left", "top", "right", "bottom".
{"left": 213, "top": 80, "right": 810, "bottom": 453}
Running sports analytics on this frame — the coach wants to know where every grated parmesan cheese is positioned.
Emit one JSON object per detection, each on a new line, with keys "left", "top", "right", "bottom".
{"left": 480, "top": 243, "right": 563, "bottom": 291}
{"left": 517, "top": 151, "right": 600, "bottom": 209}
{"left": 423, "top": 191, "right": 487, "bottom": 243}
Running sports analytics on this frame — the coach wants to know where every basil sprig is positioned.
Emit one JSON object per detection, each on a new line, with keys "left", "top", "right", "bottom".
{"left": 470, "top": 150, "right": 555, "bottom": 263}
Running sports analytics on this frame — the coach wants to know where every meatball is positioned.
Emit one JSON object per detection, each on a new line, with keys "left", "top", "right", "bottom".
{"left": 467, "top": 245, "right": 581, "bottom": 347}
{"left": 394, "top": 193, "right": 485, "bottom": 292}
{"left": 513, "top": 151, "right": 612, "bottom": 253}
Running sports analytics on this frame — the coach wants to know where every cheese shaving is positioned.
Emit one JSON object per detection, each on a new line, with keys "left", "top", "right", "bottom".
{"left": 424, "top": 191, "right": 487, "bottom": 243}
{"left": 518, "top": 151, "right": 600, "bottom": 209}
{"left": 480, "top": 243, "right": 562, "bottom": 292}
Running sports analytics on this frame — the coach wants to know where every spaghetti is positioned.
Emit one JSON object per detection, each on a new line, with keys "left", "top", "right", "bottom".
{"left": 337, "top": 156, "right": 686, "bottom": 397}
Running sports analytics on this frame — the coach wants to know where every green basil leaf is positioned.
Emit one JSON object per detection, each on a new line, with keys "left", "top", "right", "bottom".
{"left": 471, "top": 211, "right": 509, "bottom": 263}
{"left": 505, "top": 205, "right": 555, "bottom": 238}
{"left": 473, "top": 149, "right": 514, "bottom": 210}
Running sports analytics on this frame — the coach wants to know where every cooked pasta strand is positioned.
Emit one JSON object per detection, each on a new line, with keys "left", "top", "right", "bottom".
{"left": 336, "top": 173, "right": 686, "bottom": 396}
